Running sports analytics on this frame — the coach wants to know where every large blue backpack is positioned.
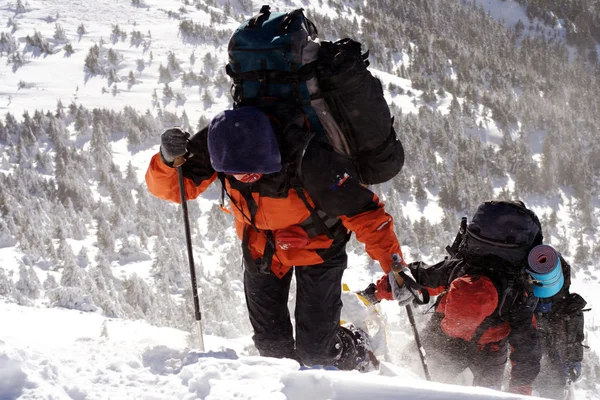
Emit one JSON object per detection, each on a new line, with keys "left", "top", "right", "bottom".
{"left": 225, "top": 5, "right": 404, "bottom": 185}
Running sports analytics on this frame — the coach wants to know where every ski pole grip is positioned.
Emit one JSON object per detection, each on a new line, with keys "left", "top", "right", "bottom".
{"left": 391, "top": 270, "right": 405, "bottom": 287}
{"left": 390, "top": 257, "right": 431, "bottom": 306}
{"left": 390, "top": 254, "right": 406, "bottom": 287}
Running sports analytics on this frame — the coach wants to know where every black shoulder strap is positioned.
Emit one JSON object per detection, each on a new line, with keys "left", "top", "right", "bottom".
{"left": 446, "top": 216, "right": 467, "bottom": 258}
{"left": 285, "top": 128, "right": 339, "bottom": 240}
{"left": 218, "top": 172, "right": 258, "bottom": 232}
{"left": 293, "top": 187, "right": 333, "bottom": 239}
{"left": 219, "top": 172, "right": 277, "bottom": 274}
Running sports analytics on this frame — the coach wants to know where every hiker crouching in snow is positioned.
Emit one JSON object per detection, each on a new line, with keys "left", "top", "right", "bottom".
{"left": 532, "top": 252, "right": 587, "bottom": 400}
{"left": 145, "top": 106, "right": 406, "bottom": 371}
{"left": 374, "top": 201, "right": 543, "bottom": 395}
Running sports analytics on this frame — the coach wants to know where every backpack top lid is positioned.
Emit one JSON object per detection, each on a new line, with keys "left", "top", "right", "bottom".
{"left": 459, "top": 200, "right": 543, "bottom": 266}
{"left": 227, "top": 7, "right": 318, "bottom": 74}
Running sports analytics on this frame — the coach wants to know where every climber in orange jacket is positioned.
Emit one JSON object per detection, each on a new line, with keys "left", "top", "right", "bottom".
{"left": 146, "top": 106, "right": 406, "bottom": 371}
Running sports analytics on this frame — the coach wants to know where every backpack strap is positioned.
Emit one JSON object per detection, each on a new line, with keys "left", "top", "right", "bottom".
{"left": 446, "top": 216, "right": 467, "bottom": 258}
{"left": 293, "top": 187, "right": 333, "bottom": 239}
{"left": 284, "top": 128, "right": 340, "bottom": 240}
{"left": 217, "top": 172, "right": 258, "bottom": 232}
{"left": 219, "top": 172, "right": 278, "bottom": 274}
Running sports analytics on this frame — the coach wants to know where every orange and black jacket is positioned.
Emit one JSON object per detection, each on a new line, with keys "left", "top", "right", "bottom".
{"left": 145, "top": 127, "right": 402, "bottom": 279}
{"left": 407, "top": 258, "right": 541, "bottom": 386}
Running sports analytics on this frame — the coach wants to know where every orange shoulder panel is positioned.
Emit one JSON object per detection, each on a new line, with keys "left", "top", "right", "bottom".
{"left": 145, "top": 153, "right": 216, "bottom": 203}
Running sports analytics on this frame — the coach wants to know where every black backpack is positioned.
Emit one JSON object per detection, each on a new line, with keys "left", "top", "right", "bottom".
{"left": 456, "top": 200, "right": 543, "bottom": 267}
{"left": 225, "top": 6, "right": 404, "bottom": 185}
{"left": 444, "top": 201, "right": 544, "bottom": 314}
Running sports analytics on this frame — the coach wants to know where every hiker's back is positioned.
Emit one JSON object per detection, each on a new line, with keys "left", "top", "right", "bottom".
{"left": 414, "top": 201, "right": 544, "bottom": 393}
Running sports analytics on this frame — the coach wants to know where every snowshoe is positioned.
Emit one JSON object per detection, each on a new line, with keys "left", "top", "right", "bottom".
{"left": 334, "top": 323, "right": 380, "bottom": 372}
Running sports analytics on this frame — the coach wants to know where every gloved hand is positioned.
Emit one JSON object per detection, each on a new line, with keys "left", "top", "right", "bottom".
{"left": 388, "top": 268, "right": 414, "bottom": 306}
{"left": 508, "top": 385, "right": 533, "bottom": 395}
{"left": 374, "top": 271, "right": 414, "bottom": 306}
{"left": 160, "top": 127, "right": 190, "bottom": 165}
{"left": 562, "top": 361, "right": 582, "bottom": 382}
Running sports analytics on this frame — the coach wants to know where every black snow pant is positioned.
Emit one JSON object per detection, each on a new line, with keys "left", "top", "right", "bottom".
{"left": 243, "top": 250, "right": 347, "bottom": 366}
{"left": 421, "top": 315, "right": 509, "bottom": 390}
{"left": 534, "top": 334, "right": 570, "bottom": 399}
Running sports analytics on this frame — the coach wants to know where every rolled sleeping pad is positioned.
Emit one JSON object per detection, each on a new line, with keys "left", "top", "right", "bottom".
{"left": 527, "top": 244, "right": 564, "bottom": 298}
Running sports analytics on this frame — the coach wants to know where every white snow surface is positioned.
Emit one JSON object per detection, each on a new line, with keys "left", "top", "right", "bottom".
{"left": 1, "top": 300, "right": 542, "bottom": 400}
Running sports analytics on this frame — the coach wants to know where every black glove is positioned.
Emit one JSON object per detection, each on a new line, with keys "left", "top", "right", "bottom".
{"left": 160, "top": 127, "right": 190, "bottom": 164}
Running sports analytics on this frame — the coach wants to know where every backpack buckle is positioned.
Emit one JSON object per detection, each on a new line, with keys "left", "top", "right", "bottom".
{"left": 258, "top": 60, "right": 267, "bottom": 96}
{"left": 258, "top": 69, "right": 266, "bottom": 84}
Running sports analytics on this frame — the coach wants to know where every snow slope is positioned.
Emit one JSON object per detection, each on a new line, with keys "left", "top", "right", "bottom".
{"left": 1, "top": 300, "right": 542, "bottom": 400}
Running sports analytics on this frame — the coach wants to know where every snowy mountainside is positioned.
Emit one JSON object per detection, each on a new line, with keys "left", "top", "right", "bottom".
{"left": 0, "top": 0, "right": 599, "bottom": 399}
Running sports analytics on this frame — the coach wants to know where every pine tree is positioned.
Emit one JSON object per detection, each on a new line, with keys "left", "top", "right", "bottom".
{"left": 413, "top": 179, "right": 427, "bottom": 202}
{"left": 84, "top": 44, "right": 101, "bottom": 75}
{"left": 15, "top": 265, "right": 40, "bottom": 299}
{"left": 77, "top": 247, "right": 90, "bottom": 268}
{"left": 181, "top": 110, "right": 190, "bottom": 132}
{"left": 96, "top": 217, "right": 115, "bottom": 254}
{"left": 123, "top": 274, "right": 155, "bottom": 319}
{"left": 53, "top": 23, "right": 66, "bottom": 41}
{"left": 0, "top": 267, "right": 14, "bottom": 297}
{"left": 61, "top": 257, "right": 84, "bottom": 287}
{"left": 43, "top": 274, "right": 58, "bottom": 291}
{"left": 158, "top": 64, "right": 173, "bottom": 83}
{"left": 167, "top": 51, "right": 181, "bottom": 73}
{"left": 15, "top": 0, "right": 26, "bottom": 13}
{"left": 77, "top": 23, "right": 87, "bottom": 37}
{"left": 574, "top": 233, "right": 590, "bottom": 264}
{"left": 127, "top": 71, "right": 136, "bottom": 88}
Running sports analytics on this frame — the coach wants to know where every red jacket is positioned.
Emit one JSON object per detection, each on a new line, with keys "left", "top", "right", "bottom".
{"left": 146, "top": 127, "right": 403, "bottom": 277}
{"left": 408, "top": 259, "right": 541, "bottom": 386}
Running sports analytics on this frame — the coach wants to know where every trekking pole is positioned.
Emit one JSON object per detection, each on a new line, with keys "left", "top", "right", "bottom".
{"left": 404, "top": 303, "right": 431, "bottom": 381}
{"left": 358, "top": 278, "right": 431, "bottom": 380}
{"left": 178, "top": 166, "right": 205, "bottom": 352}
{"left": 390, "top": 257, "right": 431, "bottom": 381}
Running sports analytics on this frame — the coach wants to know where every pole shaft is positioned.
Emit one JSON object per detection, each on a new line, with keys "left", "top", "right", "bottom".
{"left": 406, "top": 304, "right": 431, "bottom": 381}
{"left": 178, "top": 167, "right": 204, "bottom": 351}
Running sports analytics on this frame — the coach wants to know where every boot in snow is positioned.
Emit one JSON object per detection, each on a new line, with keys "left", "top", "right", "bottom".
{"left": 334, "top": 323, "right": 380, "bottom": 372}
